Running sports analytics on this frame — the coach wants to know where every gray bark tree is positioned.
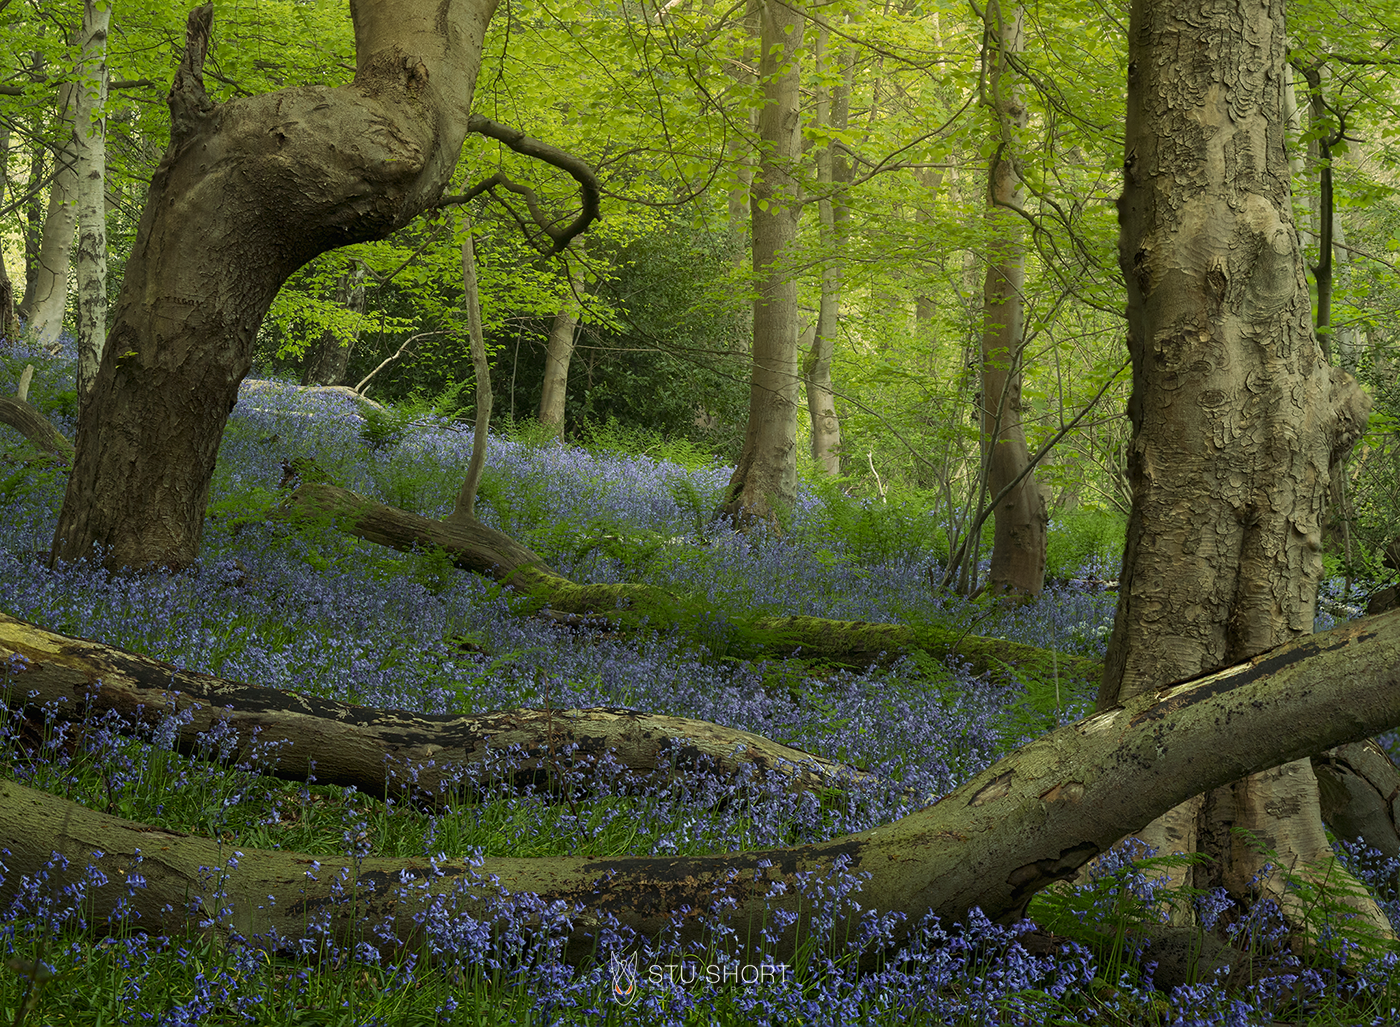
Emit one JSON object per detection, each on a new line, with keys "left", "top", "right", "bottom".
{"left": 19, "top": 82, "right": 78, "bottom": 350}
{"left": 979, "top": 1, "right": 1047, "bottom": 597}
{"left": 49, "top": 0, "right": 500, "bottom": 573}
{"left": 803, "top": 25, "right": 847, "bottom": 477}
{"left": 300, "top": 261, "right": 367, "bottom": 388}
{"left": 74, "top": 0, "right": 111, "bottom": 400}
{"left": 716, "top": 0, "right": 804, "bottom": 528}
{"left": 1103, "top": 0, "right": 1383, "bottom": 935}
{"left": 537, "top": 245, "right": 586, "bottom": 440}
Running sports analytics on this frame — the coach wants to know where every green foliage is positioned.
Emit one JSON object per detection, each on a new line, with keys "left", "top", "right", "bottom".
{"left": 575, "top": 417, "right": 718, "bottom": 471}
{"left": 1044, "top": 508, "right": 1126, "bottom": 580}
{"left": 797, "top": 473, "right": 943, "bottom": 567}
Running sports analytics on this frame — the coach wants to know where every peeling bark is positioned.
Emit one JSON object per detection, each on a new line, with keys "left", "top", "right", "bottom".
{"left": 1105, "top": 0, "right": 1382, "bottom": 936}
{"left": 4, "top": 609, "right": 1400, "bottom": 962}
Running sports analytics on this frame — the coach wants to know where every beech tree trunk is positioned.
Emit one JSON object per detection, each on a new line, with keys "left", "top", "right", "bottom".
{"left": 74, "top": 0, "right": 111, "bottom": 401}
{"left": 4, "top": 609, "right": 1400, "bottom": 963}
{"left": 804, "top": 27, "right": 847, "bottom": 477}
{"left": 537, "top": 246, "right": 586, "bottom": 439}
{"left": 20, "top": 83, "right": 78, "bottom": 350}
{"left": 49, "top": 0, "right": 499, "bottom": 573}
{"left": 1105, "top": 0, "right": 1381, "bottom": 936}
{"left": 300, "top": 261, "right": 367, "bottom": 388}
{"left": 979, "top": 2, "right": 1047, "bottom": 597}
{"left": 716, "top": 0, "right": 803, "bottom": 528}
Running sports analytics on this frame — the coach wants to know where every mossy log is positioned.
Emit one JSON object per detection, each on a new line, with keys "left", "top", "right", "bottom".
{"left": 269, "top": 483, "right": 1101, "bottom": 686}
{"left": 0, "top": 612, "right": 863, "bottom": 803}
{"left": 0, "top": 395, "right": 73, "bottom": 464}
{"left": 3, "top": 609, "right": 1400, "bottom": 964}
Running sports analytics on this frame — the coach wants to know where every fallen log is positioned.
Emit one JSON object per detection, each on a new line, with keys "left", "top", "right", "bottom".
{"left": 269, "top": 483, "right": 1103, "bottom": 684}
{"left": 0, "top": 612, "right": 863, "bottom": 803}
{"left": 3, "top": 607, "right": 1399, "bottom": 964}
{"left": 0, "top": 395, "right": 73, "bottom": 464}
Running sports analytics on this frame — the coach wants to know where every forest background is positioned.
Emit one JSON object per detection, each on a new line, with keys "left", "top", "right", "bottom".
{"left": 3, "top": 0, "right": 1400, "bottom": 1024}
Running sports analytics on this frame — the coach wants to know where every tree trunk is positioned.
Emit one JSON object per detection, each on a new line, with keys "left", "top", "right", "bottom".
{"left": 979, "top": 2, "right": 1047, "bottom": 597}
{"left": 4, "top": 609, "right": 1400, "bottom": 961}
{"left": 0, "top": 124, "right": 17, "bottom": 345}
{"left": 803, "top": 27, "right": 847, "bottom": 477}
{"left": 49, "top": 0, "right": 499, "bottom": 574}
{"left": 20, "top": 82, "right": 79, "bottom": 351}
{"left": 448, "top": 214, "right": 492, "bottom": 523}
{"left": 74, "top": 0, "right": 111, "bottom": 401}
{"left": 715, "top": 0, "right": 803, "bottom": 528}
{"left": 537, "top": 246, "right": 586, "bottom": 439}
{"left": 0, "top": 612, "right": 861, "bottom": 803}
{"left": 300, "top": 261, "right": 367, "bottom": 387}
{"left": 1105, "top": 0, "right": 1381, "bottom": 937}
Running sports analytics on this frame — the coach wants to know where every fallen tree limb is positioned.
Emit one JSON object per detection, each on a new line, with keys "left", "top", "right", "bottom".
{"left": 0, "top": 612, "right": 861, "bottom": 803}
{"left": 0, "top": 395, "right": 73, "bottom": 464}
{"left": 269, "top": 484, "right": 1102, "bottom": 684}
{"left": 4, "top": 608, "right": 1399, "bottom": 963}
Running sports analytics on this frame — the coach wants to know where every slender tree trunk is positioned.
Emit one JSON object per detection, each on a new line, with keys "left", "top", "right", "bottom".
{"left": 716, "top": 0, "right": 804, "bottom": 528}
{"left": 803, "top": 26, "right": 847, "bottom": 477}
{"left": 537, "top": 245, "right": 585, "bottom": 439}
{"left": 0, "top": 125, "right": 16, "bottom": 345}
{"left": 50, "top": 0, "right": 500, "bottom": 573}
{"left": 74, "top": 0, "right": 111, "bottom": 400}
{"left": 1105, "top": 0, "right": 1383, "bottom": 937}
{"left": 21, "top": 83, "right": 79, "bottom": 350}
{"left": 300, "top": 261, "right": 367, "bottom": 387}
{"left": 449, "top": 214, "right": 491, "bottom": 523}
{"left": 979, "top": 2, "right": 1047, "bottom": 597}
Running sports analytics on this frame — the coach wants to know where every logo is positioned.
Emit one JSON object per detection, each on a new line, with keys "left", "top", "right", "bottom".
{"left": 610, "top": 950, "right": 639, "bottom": 1006}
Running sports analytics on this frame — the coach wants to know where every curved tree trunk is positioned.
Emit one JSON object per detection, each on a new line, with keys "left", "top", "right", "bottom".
{"left": 716, "top": 0, "right": 803, "bottom": 528}
{"left": 979, "top": 3, "right": 1047, "bottom": 598}
{"left": 1105, "top": 0, "right": 1381, "bottom": 937}
{"left": 4, "top": 609, "right": 1400, "bottom": 962}
{"left": 50, "top": 0, "right": 499, "bottom": 573}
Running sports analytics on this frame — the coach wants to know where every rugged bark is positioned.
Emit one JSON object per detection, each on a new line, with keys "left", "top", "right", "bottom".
{"left": 300, "top": 261, "right": 367, "bottom": 388}
{"left": 3, "top": 609, "right": 1400, "bottom": 962}
{"left": 716, "top": 0, "right": 804, "bottom": 528}
{"left": 1105, "top": 0, "right": 1381, "bottom": 935}
{"left": 49, "top": 0, "right": 499, "bottom": 573}
{"left": 979, "top": 2, "right": 1047, "bottom": 597}
{"left": 0, "top": 612, "right": 860, "bottom": 802}
{"left": 20, "top": 82, "right": 78, "bottom": 350}
{"left": 270, "top": 482, "right": 1103, "bottom": 683}
{"left": 803, "top": 27, "right": 847, "bottom": 477}
{"left": 73, "top": 0, "right": 111, "bottom": 401}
